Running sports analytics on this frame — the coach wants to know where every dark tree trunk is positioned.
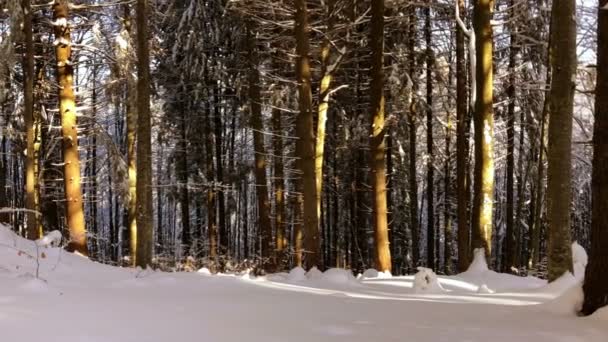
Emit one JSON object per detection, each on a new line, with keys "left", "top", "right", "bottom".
{"left": 581, "top": 0, "right": 608, "bottom": 315}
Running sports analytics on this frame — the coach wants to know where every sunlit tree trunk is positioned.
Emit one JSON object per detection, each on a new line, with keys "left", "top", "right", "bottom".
{"left": 369, "top": 0, "right": 391, "bottom": 272}
{"left": 294, "top": 0, "right": 319, "bottom": 269}
{"left": 315, "top": 0, "right": 337, "bottom": 225}
{"left": 53, "top": 0, "right": 87, "bottom": 255}
{"left": 546, "top": 0, "right": 576, "bottom": 282}
{"left": 581, "top": 0, "right": 608, "bottom": 315}
{"left": 135, "top": 0, "right": 153, "bottom": 267}
{"left": 471, "top": 0, "right": 494, "bottom": 262}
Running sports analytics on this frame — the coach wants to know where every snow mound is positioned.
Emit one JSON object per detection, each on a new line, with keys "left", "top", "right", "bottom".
{"left": 321, "top": 268, "right": 357, "bottom": 285}
{"left": 306, "top": 266, "right": 323, "bottom": 280}
{"left": 360, "top": 268, "right": 392, "bottom": 280}
{"left": 465, "top": 248, "right": 489, "bottom": 275}
{"left": 571, "top": 242, "right": 588, "bottom": 280}
{"left": 541, "top": 281, "right": 583, "bottom": 316}
{"left": 197, "top": 267, "right": 211, "bottom": 275}
{"left": 36, "top": 230, "right": 62, "bottom": 247}
{"left": 413, "top": 267, "right": 446, "bottom": 293}
{"left": 287, "top": 267, "right": 307, "bottom": 282}
{"left": 361, "top": 268, "right": 379, "bottom": 279}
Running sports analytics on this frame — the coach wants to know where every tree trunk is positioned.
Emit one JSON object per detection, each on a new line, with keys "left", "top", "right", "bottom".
{"left": 455, "top": 0, "right": 469, "bottom": 272}
{"left": 315, "top": 0, "right": 337, "bottom": 227}
{"left": 22, "top": 0, "right": 39, "bottom": 240}
{"left": 408, "top": 5, "right": 420, "bottom": 269}
{"left": 178, "top": 83, "right": 190, "bottom": 254}
{"left": 424, "top": 5, "right": 435, "bottom": 271}
{"left": 247, "top": 25, "right": 273, "bottom": 270}
{"left": 272, "top": 97, "right": 287, "bottom": 266}
{"left": 504, "top": 0, "right": 517, "bottom": 273}
{"left": 214, "top": 81, "right": 226, "bottom": 256}
{"left": 53, "top": 0, "right": 87, "bottom": 255}
{"left": 471, "top": 0, "right": 494, "bottom": 262}
{"left": 294, "top": 0, "right": 319, "bottom": 269}
{"left": 581, "top": 0, "right": 608, "bottom": 315}
{"left": 204, "top": 61, "right": 218, "bottom": 268}
{"left": 135, "top": 0, "right": 153, "bottom": 267}
{"left": 119, "top": 5, "right": 138, "bottom": 265}
{"left": 546, "top": 0, "right": 576, "bottom": 282}
{"left": 369, "top": 0, "right": 391, "bottom": 273}
{"left": 444, "top": 101, "right": 453, "bottom": 274}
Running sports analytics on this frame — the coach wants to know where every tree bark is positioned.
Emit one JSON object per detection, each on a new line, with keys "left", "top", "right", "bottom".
{"left": 294, "top": 0, "right": 319, "bottom": 269}
{"left": 247, "top": 25, "right": 273, "bottom": 270}
{"left": 424, "top": 5, "right": 435, "bottom": 271}
{"left": 272, "top": 92, "right": 287, "bottom": 265}
{"left": 408, "top": 6, "right": 420, "bottom": 269}
{"left": 455, "top": 0, "right": 470, "bottom": 272}
{"left": 471, "top": 0, "right": 494, "bottom": 262}
{"left": 315, "top": 0, "right": 336, "bottom": 227}
{"left": 504, "top": 0, "right": 517, "bottom": 273}
{"left": 546, "top": 0, "right": 576, "bottom": 282}
{"left": 53, "top": 0, "right": 87, "bottom": 255}
{"left": 135, "top": 0, "right": 153, "bottom": 267}
{"left": 581, "top": 0, "right": 608, "bottom": 315}
{"left": 23, "top": 0, "right": 39, "bottom": 240}
{"left": 369, "top": 0, "right": 392, "bottom": 272}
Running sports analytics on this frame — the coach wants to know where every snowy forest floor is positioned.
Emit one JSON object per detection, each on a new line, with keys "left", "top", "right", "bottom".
{"left": 0, "top": 225, "right": 606, "bottom": 342}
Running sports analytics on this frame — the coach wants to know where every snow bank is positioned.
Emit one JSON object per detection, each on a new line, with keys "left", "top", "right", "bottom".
{"left": 413, "top": 267, "right": 446, "bottom": 293}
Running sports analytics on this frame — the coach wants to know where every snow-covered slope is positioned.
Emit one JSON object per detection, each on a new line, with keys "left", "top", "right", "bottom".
{"left": 0, "top": 225, "right": 605, "bottom": 342}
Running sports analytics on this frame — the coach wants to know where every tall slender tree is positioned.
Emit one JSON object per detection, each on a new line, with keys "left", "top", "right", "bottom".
{"left": 53, "top": 0, "right": 87, "bottom": 255}
{"left": 135, "top": 0, "right": 153, "bottom": 267}
{"left": 424, "top": 5, "right": 435, "bottom": 270}
{"left": 455, "top": 0, "right": 470, "bottom": 271}
{"left": 504, "top": 0, "right": 517, "bottom": 272}
{"left": 294, "top": 0, "right": 319, "bottom": 269}
{"left": 471, "top": 0, "right": 494, "bottom": 262}
{"left": 22, "top": 0, "right": 39, "bottom": 240}
{"left": 247, "top": 24, "right": 273, "bottom": 270}
{"left": 546, "top": 0, "right": 576, "bottom": 282}
{"left": 370, "top": 0, "right": 392, "bottom": 272}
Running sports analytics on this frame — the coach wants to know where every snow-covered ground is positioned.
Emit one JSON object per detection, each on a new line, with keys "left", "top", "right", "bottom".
{"left": 0, "top": 225, "right": 606, "bottom": 342}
